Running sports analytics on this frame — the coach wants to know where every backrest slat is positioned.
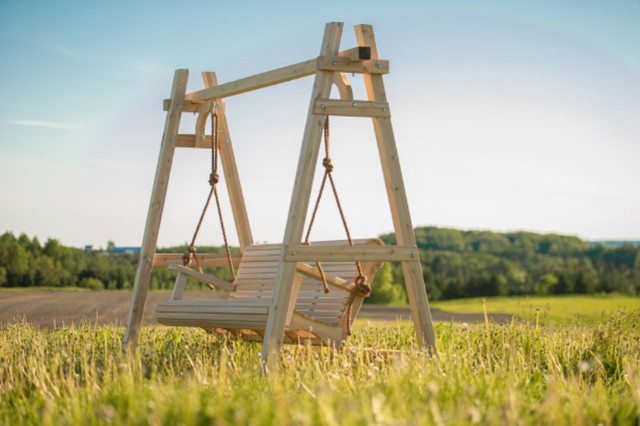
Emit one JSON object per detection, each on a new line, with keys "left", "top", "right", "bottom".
{"left": 229, "top": 239, "right": 382, "bottom": 323}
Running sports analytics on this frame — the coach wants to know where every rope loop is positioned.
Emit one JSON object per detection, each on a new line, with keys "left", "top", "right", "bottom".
{"left": 180, "top": 101, "right": 235, "bottom": 284}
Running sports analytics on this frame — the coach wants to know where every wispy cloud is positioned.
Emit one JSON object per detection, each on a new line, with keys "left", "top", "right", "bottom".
{"left": 8, "top": 120, "right": 87, "bottom": 130}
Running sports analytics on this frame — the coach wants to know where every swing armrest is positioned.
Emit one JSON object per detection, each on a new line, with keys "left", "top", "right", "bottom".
{"left": 168, "top": 264, "right": 236, "bottom": 291}
{"left": 295, "top": 263, "right": 360, "bottom": 294}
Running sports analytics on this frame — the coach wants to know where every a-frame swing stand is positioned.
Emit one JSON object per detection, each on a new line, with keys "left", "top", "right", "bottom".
{"left": 123, "top": 23, "right": 437, "bottom": 365}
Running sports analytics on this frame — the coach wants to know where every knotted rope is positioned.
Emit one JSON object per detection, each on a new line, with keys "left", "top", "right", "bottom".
{"left": 183, "top": 104, "right": 236, "bottom": 286}
{"left": 303, "top": 117, "right": 370, "bottom": 334}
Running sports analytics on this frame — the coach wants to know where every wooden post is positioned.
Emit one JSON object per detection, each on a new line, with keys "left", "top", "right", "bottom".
{"left": 261, "top": 22, "right": 344, "bottom": 367}
{"left": 123, "top": 69, "right": 189, "bottom": 351}
{"left": 354, "top": 24, "right": 437, "bottom": 354}
{"left": 201, "top": 72, "right": 254, "bottom": 251}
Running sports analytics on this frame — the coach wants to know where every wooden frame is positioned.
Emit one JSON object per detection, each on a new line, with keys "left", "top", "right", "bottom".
{"left": 123, "top": 22, "right": 437, "bottom": 366}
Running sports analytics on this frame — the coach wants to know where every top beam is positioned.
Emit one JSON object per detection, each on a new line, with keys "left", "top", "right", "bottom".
{"left": 177, "top": 54, "right": 388, "bottom": 104}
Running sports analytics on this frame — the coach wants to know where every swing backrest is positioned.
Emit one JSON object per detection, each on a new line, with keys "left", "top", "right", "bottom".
{"left": 229, "top": 238, "right": 383, "bottom": 325}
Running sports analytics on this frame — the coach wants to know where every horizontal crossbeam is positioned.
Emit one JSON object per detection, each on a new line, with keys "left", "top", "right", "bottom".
{"left": 285, "top": 245, "right": 419, "bottom": 262}
{"left": 163, "top": 52, "right": 389, "bottom": 107}
{"left": 313, "top": 99, "right": 390, "bottom": 117}
{"left": 316, "top": 56, "right": 388, "bottom": 74}
{"left": 153, "top": 253, "right": 242, "bottom": 268}
{"left": 338, "top": 46, "right": 371, "bottom": 61}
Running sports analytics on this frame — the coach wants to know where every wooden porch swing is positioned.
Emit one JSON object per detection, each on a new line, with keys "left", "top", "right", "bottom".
{"left": 123, "top": 23, "right": 438, "bottom": 365}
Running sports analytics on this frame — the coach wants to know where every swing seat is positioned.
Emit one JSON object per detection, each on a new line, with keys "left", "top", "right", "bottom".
{"left": 156, "top": 238, "right": 383, "bottom": 346}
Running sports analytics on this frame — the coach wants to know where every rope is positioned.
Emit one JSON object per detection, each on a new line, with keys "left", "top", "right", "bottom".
{"left": 302, "top": 117, "right": 370, "bottom": 334}
{"left": 182, "top": 103, "right": 236, "bottom": 286}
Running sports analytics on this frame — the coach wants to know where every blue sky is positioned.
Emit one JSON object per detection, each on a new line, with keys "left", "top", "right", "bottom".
{"left": 1, "top": 0, "right": 639, "bottom": 248}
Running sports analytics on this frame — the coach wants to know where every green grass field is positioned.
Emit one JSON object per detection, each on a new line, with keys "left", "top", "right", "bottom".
{"left": 2, "top": 304, "right": 640, "bottom": 425}
{"left": 432, "top": 294, "right": 640, "bottom": 324}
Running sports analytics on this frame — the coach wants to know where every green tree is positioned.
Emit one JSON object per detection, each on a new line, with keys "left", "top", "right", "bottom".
{"left": 367, "top": 262, "right": 407, "bottom": 305}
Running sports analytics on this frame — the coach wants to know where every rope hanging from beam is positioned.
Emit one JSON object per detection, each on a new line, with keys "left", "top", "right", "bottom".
{"left": 182, "top": 103, "right": 236, "bottom": 287}
{"left": 303, "top": 117, "right": 370, "bottom": 334}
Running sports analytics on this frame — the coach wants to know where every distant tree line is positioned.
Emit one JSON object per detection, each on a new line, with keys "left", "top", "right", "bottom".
{"left": 375, "top": 227, "right": 640, "bottom": 303}
{"left": 1, "top": 228, "right": 639, "bottom": 304}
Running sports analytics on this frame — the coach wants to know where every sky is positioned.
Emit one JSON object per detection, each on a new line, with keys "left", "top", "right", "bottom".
{"left": 1, "top": 0, "right": 639, "bottom": 248}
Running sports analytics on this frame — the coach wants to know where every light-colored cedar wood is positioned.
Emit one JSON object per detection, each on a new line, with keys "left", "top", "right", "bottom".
{"left": 171, "top": 273, "right": 188, "bottom": 300}
{"left": 163, "top": 99, "right": 201, "bottom": 112}
{"left": 194, "top": 99, "right": 215, "bottom": 145}
{"left": 261, "top": 22, "right": 346, "bottom": 366}
{"left": 174, "top": 134, "right": 210, "bottom": 148}
{"left": 156, "top": 240, "right": 382, "bottom": 343}
{"left": 123, "top": 69, "right": 189, "bottom": 352}
{"left": 284, "top": 273, "right": 303, "bottom": 326}
{"left": 332, "top": 73, "right": 353, "bottom": 101}
{"left": 355, "top": 24, "right": 437, "bottom": 354}
{"left": 289, "top": 313, "right": 346, "bottom": 343}
{"left": 285, "top": 244, "right": 418, "bottom": 262}
{"left": 338, "top": 47, "right": 368, "bottom": 61}
{"left": 201, "top": 72, "right": 254, "bottom": 250}
{"left": 179, "top": 54, "right": 385, "bottom": 103}
{"left": 294, "top": 263, "right": 353, "bottom": 292}
{"left": 316, "top": 56, "right": 389, "bottom": 74}
{"left": 153, "top": 253, "right": 243, "bottom": 268}
{"left": 313, "top": 99, "right": 390, "bottom": 118}
{"left": 130, "top": 23, "right": 438, "bottom": 361}
{"left": 186, "top": 59, "right": 317, "bottom": 102}
{"left": 168, "top": 264, "right": 236, "bottom": 291}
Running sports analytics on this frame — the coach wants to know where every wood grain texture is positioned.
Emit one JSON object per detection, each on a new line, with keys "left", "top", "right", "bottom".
{"left": 124, "top": 69, "right": 189, "bottom": 351}
{"left": 261, "top": 22, "right": 345, "bottom": 366}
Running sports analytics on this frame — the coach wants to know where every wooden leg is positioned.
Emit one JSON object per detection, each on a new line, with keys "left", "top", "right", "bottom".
{"left": 123, "top": 69, "right": 189, "bottom": 352}
{"left": 354, "top": 24, "right": 437, "bottom": 355}
{"left": 261, "top": 22, "right": 344, "bottom": 369}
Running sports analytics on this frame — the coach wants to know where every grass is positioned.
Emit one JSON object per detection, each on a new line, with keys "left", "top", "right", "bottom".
{"left": 1, "top": 311, "right": 640, "bottom": 425}
{"left": 431, "top": 294, "right": 640, "bottom": 324}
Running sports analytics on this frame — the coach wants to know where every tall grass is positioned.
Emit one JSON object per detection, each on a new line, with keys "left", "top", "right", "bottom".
{"left": 1, "top": 312, "right": 639, "bottom": 425}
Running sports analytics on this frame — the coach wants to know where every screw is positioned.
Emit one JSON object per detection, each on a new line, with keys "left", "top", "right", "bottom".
{"left": 225, "top": 140, "right": 229, "bottom": 144}
{"left": 291, "top": 251, "right": 295, "bottom": 255}
{"left": 352, "top": 102, "right": 356, "bottom": 106}
{"left": 410, "top": 250, "right": 415, "bottom": 255}
{"left": 176, "top": 102, "right": 180, "bottom": 106}
{"left": 169, "top": 137, "right": 174, "bottom": 141}
{"left": 382, "top": 107, "right": 386, "bottom": 111}
{"left": 332, "top": 60, "right": 336, "bottom": 65}
{"left": 146, "top": 258, "right": 152, "bottom": 263}
{"left": 320, "top": 104, "right": 325, "bottom": 109}
{"left": 377, "top": 64, "right": 381, "bottom": 68}
{"left": 200, "top": 135, "right": 205, "bottom": 140}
